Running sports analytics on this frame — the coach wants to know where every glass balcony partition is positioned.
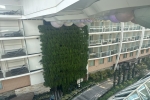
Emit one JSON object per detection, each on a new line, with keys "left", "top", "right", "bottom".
{"left": 4, "top": 64, "right": 29, "bottom": 77}
{"left": 89, "top": 48, "right": 118, "bottom": 59}
{"left": 0, "top": 5, "right": 23, "bottom": 15}
{"left": 0, "top": 29, "right": 24, "bottom": 37}
{"left": 1, "top": 48, "right": 26, "bottom": 59}
{"left": 0, "top": 66, "right": 4, "bottom": 79}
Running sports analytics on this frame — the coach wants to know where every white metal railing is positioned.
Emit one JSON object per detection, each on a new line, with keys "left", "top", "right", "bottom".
{"left": 2, "top": 64, "right": 29, "bottom": 78}
{"left": 1, "top": 48, "right": 26, "bottom": 59}
{"left": 143, "top": 35, "right": 150, "bottom": 39}
{"left": 123, "top": 36, "right": 141, "bottom": 42}
{"left": 124, "top": 25, "right": 142, "bottom": 31}
{"left": 89, "top": 25, "right": 142, "bottom": 33}
{"left": 89, "top": 38, "right": 120, "bottom": 46}
{"left": 89, "top": 49, "right": 118, "bottom": 59}
{"left": 0, "top": 5, "right": 23, "bottom": 15}
{"left": 89, "top": 25, "right": 121, "bottom": 33}
{"left": 121, "top": 46, "right": 139, "bottom": 53}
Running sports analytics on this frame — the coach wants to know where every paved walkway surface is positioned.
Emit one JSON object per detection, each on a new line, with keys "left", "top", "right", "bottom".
{"left": 73, "top": 78, "right": 113, "bottom": 100}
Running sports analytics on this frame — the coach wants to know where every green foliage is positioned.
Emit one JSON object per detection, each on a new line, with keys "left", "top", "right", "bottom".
{"left": 39, "top": 24, "right": 88, "bottom": 93}
{"left": 89, "top": 69, "right": 114, "bottom": 81}
{"left": 33, "top": 92, "right": 50, "bottom": 100}
{"left": 98, "top": 78, "right": 138, "bottom": 100}
{"left": 135, "top": 62, "right": 147, "bottom": 77}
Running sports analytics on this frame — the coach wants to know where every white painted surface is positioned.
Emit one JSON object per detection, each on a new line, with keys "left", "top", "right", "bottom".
{"left": 26, "top": 39, "right": 41, "bottom": 54}
{"left": 30, "top": 72, "right": 44, "bottom": 85}
{"left": 28, "top": 56, "right": 42, "bottom": 71}
{"left": 22, "top": 0, "right": 79, "bottom": 19}
{"left": 23, "top": 20, "right": 43, "bottom": 36}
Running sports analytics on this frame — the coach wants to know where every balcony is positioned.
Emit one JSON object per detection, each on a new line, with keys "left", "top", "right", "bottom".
{"left": 123, "top": 36, "right": 141, "bottom": 42}
{"left": 89, "top": 25, "right": 121, "bottom": 33}
{"left": 124, "top": 25, "right": 142, "bottom": 31}
{"left": 143, "top": 35, "right": 150, "bottom": 39}
{"left": 0, "top": 5, "right": 22, "bottom": 16}
{"left": 121, "top": 46, "right": 139, "bottom": 53}
{"left": 141, "top": 44, "right": 150, "bottom": 49}
{"left": 89, "top": 49, "right": 118, "bottom": 59}
{"left": 0, "top": 30, "right": 23, "bottom": 38}
{"left": 1, "top": 48, "right": 26, "bottom": 59}
{"left": 4, "top": 65, "right": 29, "bottom": 78}
{"left": 89, "top": 38, "right": 120, "bottom": 46}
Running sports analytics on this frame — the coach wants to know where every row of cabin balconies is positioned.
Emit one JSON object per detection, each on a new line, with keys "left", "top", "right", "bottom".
{"left": 89, "top": 38, "right": 120, "bottom": 46}
{"left": 89, "top": 25, "right": 142, "bottom": 33}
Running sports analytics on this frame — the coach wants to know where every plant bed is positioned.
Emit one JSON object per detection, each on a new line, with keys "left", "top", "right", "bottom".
{"left": 33, "top": 92, "right": 51, "bottom": 100}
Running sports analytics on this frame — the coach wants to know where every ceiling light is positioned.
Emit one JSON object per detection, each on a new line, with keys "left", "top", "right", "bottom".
{"left": 0, "top": 5, "right": 6, "bottom": 9}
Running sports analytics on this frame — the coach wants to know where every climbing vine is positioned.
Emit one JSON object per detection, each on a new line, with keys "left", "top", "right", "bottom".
{"left": 38, "top": 23, "right": 88, "bottom": 93}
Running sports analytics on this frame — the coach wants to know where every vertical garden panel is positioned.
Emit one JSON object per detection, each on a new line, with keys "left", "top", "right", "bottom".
{"left": 38, "top": 24, "right": 88, "bottom": 92}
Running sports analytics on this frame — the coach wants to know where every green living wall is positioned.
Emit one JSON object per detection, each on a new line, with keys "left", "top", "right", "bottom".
{"left": 38, "top": 23, "right": 88, "bottom": 93}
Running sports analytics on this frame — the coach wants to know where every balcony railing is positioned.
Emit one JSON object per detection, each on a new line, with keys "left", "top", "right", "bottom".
{"left": 4, "top": 65, "right": 29, "bottom": 78}
{"left": 0, "top": 30, "right": 23, "bottom": 37}
{"left": 0, "top": 5, "right": 23, "bottom": 15}
{"left": 89, "top": 25, "right": 142, "bottom": 33}
{"left": 89, "top": 25, "right": 121, "bottom": 33}
{"left": 89, "top": 49, "right": 118, "bottom": 59}
{"left": 142, "top": 44, "right": 150, "bottom": 49}
{"left": 89, "top": 38, "right": 120, "bottom": 46}
{"left": 143, "top": 35, "right": 150, "bottom": 39}
{"left": 124, "top": 25, "right": 142, "bottom": 31}
{"left": 121, "top": 46, "right": 139, "bottom": 53}
{"left": 1, "top": 48, "right": 26, "bottom": 59}
{"left": 123, "top": 36, "right": 141, "bottom": 42}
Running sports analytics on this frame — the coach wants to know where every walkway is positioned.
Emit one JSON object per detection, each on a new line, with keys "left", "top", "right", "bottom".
{"left": 73, "top": 78, "right": 113, "bottom": 100}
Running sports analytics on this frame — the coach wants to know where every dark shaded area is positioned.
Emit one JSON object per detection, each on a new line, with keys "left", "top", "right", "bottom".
{"left": 6, "top": 67, "right": 29, "bottom": 77}
{"left": 10, "top": 92, "right": 34, "bottom": 100}
{"left": 2, "top": 49, "right": 26, "bottom": 58}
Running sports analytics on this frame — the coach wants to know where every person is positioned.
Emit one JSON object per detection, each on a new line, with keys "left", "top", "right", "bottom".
{"left": 50, "top": 94, "right": 55, "bottom": 100}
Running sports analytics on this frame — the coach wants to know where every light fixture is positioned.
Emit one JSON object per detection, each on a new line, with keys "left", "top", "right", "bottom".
{"left": 0, "top": 5, "right": 6, "bottom": 9}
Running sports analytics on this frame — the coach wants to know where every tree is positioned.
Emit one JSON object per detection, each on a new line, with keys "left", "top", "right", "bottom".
{"left": 135, "top": 63, "right": 147, "bottom": 77}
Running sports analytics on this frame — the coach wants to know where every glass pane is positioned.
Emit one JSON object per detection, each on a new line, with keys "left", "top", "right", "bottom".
{"left": 146, "top": 81, "right": 150, "bottom": 89}
{"left": 138, "top": 85, "right": 150, "bottom": 100}
{"left": 127, "top": 92, "right": 140, "bottom": 100}
{"left": 0, "top": 82, "right": 2, "bottom": 89}
{"left": 90, "top": 60, "right": 95, "bottom": 66}
{"left": 99, "top": 59, "right": 104, "bottom": 64}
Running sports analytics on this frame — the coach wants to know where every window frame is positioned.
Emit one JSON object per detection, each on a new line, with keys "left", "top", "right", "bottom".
{"left": 0, "top": 82, "right": 3, "bottom": 90}
{"left": 141, "top": 50, "right": 144, "bottom": 54}
{"left": 130, "top": 52, "right": 133, "bottom": 57}
{"left": 123, "top": 53, "right": 127, "bottom": 58}
{"left": 89, "top": 60, "right": 95, "bottom": 67}
{"left": 99, "top": 58, "right": 104, "bottom": 64}
{"left": 108, "top": 57, "right": 113, "bottom": 62}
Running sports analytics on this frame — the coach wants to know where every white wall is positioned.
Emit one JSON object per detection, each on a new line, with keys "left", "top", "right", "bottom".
{"left": 26, "top": 39, "right": 41, "bottom": 54}
{"left": 30, "top": 72, "right": 44, "bottom": 85}
{"left": 28, "top": 56, "right": 42, "bottom": 71}
{"left": 23, "top": 20, "right": 43, "bottom": 36}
